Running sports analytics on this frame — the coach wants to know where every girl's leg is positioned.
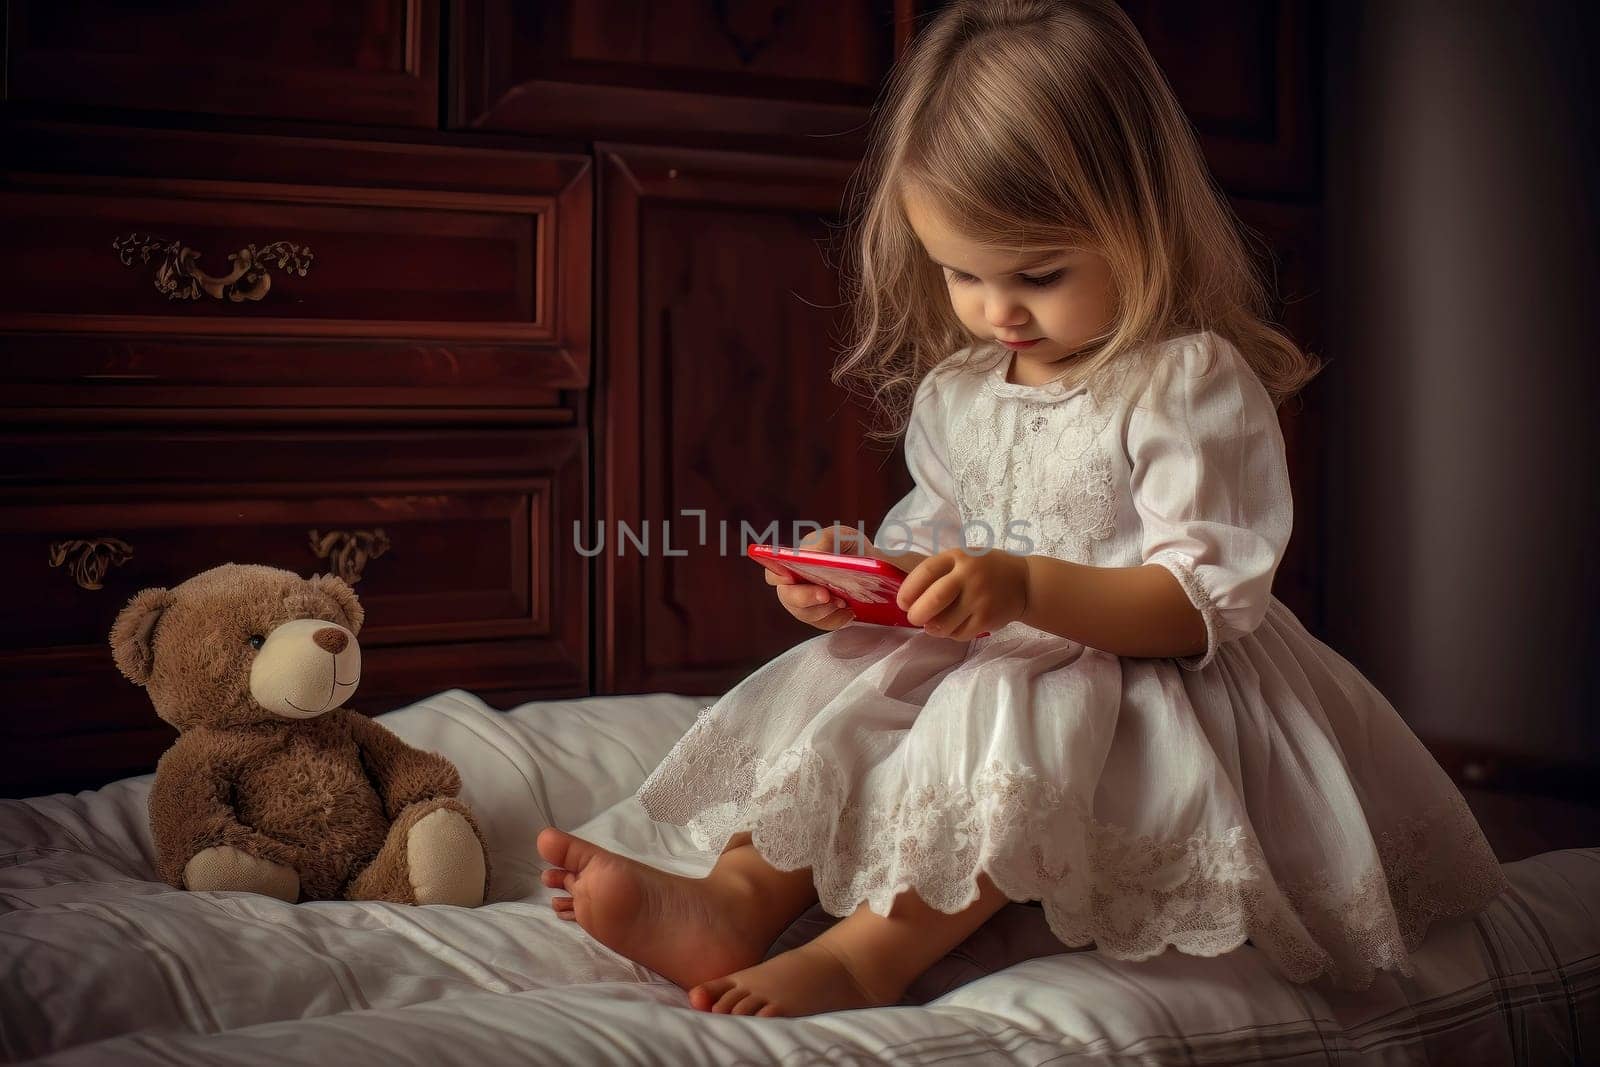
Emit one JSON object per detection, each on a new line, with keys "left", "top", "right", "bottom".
{"left": 708, "top": 831, "right": 819, "bottom": 940}
{"left": 690, "top": 872, "right": 1013, "bottom": 1017}
{"left": 536, "top": 826, "right": 817, "bottom": 991}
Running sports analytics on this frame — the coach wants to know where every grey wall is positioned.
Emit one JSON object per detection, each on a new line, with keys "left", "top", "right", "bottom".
{"left": 1321, "top": 2, "right": 1599, "bottom": 765}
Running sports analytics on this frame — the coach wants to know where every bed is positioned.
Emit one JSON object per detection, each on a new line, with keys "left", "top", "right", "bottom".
{"left": 3, "top": 690, "right": 1595, "bottom": 1066}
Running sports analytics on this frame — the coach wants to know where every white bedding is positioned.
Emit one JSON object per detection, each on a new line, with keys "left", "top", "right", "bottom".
{"left": 2, "top": 689, "right": 1595, "bottom": 1066}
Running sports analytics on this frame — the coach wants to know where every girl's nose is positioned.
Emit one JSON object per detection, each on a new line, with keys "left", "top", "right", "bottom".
{"left": 985, "top": 296, "right": 1027, "bottom": 329}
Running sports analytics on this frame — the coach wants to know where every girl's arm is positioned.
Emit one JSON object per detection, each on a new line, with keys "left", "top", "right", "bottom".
{"left": 895, "top": 546, "right": 1204, "bottom": 656}
{"left": 1020, "top": 555, "right": 1207, "bottom": 659}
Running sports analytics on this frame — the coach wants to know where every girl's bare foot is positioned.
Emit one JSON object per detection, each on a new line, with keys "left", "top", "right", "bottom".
{"left": 691, "top": 873, "right": 1013, "bottom": 1017}
{"left": 688, "top": 938, "right": 901, "bottom": 1018}
{"left": 535, "top": 827, "right": 778, "bottom": 990}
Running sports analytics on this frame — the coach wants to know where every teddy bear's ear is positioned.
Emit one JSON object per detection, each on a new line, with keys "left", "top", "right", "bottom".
{"left": 311, "top": 573, "right": 365, "bottom": 635}
{"left": 110, "top": 586, "right": 176, "bottom": 685}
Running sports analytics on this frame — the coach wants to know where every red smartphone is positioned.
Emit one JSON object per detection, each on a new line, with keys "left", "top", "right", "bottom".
{"left": 747, "top": 543, "right": 989, "bottom": 637}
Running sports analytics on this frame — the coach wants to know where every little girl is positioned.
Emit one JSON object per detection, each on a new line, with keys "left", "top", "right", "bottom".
{"left": 538, "top": 0, "right": 1507, "bottom": 1017}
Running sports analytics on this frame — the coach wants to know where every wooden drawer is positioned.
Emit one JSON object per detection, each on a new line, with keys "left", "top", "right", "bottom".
{"left": 1, "top": 184, "right": 546, "bottom": 325}
{"left": 452, "top": 0, "right": 896, "bottom": 158}
{"left": 5, "top": 1, "right": 440, "bottom": 128}
{"left": 10, "top": 490, "right": 552, "bottom": 651}
{"left": 1, "top": 123, "right": 591, "bottom": 416}
{"left": 0, "top": 426, "right": 587, "bottom": 797}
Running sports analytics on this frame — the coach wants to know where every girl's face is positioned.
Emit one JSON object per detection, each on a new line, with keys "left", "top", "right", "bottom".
{"left": 903, "top": 186, "right": 1116, "bottom": 385}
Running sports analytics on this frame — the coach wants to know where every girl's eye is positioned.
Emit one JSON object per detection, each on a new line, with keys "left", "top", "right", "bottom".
{"left": 947, "top": 265, "right": 1062, "bottom": 283}
{"left": 248, "top": 634, "right": 265, "bottom": 650}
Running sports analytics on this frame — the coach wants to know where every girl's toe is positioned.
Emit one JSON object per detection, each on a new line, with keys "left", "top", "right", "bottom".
{"left": 535, "top": 827, "right": 599, "bottom": 874}
{"left": 756, "top": 1003, "right": 783, "bottom": 1018}
{"left": 541, "top": 868, "right": 566, "bottom": 889}
{"left": 688, "top": 980, "right": 727, "bottom": 1012}
{"left": 730, "top": 994, "right": 764, "bottom": 1016}
{"left": 534, "top": 827, "right": 569, "bottom": 865}
{"left": 712, "top": 984, "right": 747, "bottom": 1014}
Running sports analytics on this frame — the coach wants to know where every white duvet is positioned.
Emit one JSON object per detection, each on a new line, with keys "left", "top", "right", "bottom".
{"left": 2, "top": 690, "right": 1595, "bottom": 1066}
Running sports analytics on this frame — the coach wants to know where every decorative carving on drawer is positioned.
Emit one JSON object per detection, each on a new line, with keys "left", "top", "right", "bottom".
{"left": 113, "top": 233, "right": 314, "bottom": 303}
{"left": 711, "top": 0, "right": 793, "bottom": 64}
{"left": 47, "top": 537, "right": 134, "bottom": 591}
{"left": 308, "top": 528, "right": 391, "bottom": 585}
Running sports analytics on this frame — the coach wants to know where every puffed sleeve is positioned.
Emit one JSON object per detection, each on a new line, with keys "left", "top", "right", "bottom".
{"left": 873, "top": 367, "right": 966, "bottom": 558}
{"left": 1126, "top": 333, "right": 1293, "bottom": 671}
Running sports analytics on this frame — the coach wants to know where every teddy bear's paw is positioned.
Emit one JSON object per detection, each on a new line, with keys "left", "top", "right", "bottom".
{"left": 184, "top": 845, "right": 300, "bottom": 902}
{"left": 407, "top": 809, "right": 487, "bottom": 907}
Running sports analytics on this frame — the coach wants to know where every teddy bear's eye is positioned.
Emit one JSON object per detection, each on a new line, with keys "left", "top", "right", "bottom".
{"left": 247, "top": 634, "right": 266, "bottom": 650}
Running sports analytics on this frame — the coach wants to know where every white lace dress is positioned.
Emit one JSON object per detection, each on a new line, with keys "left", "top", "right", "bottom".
{"left": 635, "top": 330, "right": 1507, "bottom": 989}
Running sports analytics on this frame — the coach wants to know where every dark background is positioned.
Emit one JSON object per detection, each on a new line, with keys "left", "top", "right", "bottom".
{"left": 1, "top": 2, "right": 1595, "bottom": 856}
{"left": 1322, "top": 0, "right": 1600, "bottom": 854}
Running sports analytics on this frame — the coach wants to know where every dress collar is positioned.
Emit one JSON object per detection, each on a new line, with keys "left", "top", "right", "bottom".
{"left": 982, "top": 344, "right": 1090, "bottom": 402}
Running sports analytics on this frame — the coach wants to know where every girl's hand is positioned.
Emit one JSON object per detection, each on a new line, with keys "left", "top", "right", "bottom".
{"left": 767, "top": 563, "right": 853, "bottom": 630}
{"left": 764, "top": 524, "right": 872, "bottom": 630}
{"left": 799, "top": 523, "right": 929, "bottom": 573}
{"left": 896, "top": 548, "right": 1029, "bottom": 640}
{"left": 798, "top": 523, "right": 889, "bottom": 562}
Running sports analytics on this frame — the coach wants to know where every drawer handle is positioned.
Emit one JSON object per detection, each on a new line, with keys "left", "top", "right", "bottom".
{"left": 308, "top": 528, "right": 390, "bottom": 585}
{"left": 48, "top": 537, "right": 134, "bottom": 591}
{"left": 113, "top": 232, "right": 314, "bottom": 303}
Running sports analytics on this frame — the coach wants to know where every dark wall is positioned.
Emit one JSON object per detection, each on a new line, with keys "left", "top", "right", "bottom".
{"left": 1322, "top": 2, "right": 1600, "bottom": 770}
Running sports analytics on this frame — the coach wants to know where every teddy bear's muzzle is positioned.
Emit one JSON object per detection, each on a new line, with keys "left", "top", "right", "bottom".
{"left": 249, "top": 618, "right": 362, "bottom": 719}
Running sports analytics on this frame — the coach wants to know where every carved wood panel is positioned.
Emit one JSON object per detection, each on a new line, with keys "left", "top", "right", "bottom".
{"left": 596, "top": 143, "right": 896, "bottom": 695}
{"left": 451, "top": 0, "right": 902, "bottom": 158}
{"left": 4, "top": 0, "right": 440, "bottom": 128}
{"left": 1123, "top": 0, "right": 1318, "bottom": 198}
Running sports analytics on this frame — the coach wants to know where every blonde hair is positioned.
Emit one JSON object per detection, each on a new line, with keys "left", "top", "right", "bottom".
{"left": 830, "top": 0, "right": 1323, "bottom": 442}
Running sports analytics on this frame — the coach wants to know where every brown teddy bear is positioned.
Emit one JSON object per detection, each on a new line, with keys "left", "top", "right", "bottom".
{"left": 110, "top": 563, "right": 490, "bottom": 907}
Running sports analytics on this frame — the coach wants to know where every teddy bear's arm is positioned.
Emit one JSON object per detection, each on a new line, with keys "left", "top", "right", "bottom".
{"left": 148, "top": 732, "right": 301, "bottom": 888}
{"left": 342, "top": 711, "right": 462, "bottom": 821}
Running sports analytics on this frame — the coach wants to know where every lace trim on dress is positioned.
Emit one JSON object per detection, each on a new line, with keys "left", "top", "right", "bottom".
{"left": 1146, "top": 549, "right": 1220, "bottom": 671}
{"left": 947, "top": 390, "right": 1120, "bottom": 561}
{"left": 635, "top": 714, "right": 1508, "bottom": 991}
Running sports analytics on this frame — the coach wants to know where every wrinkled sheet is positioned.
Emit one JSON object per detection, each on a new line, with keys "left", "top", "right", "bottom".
{"left": 2, "top": 689, "right": 1595, "bottom": 1065}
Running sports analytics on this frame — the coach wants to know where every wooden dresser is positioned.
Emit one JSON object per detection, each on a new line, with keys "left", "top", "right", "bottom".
{"left": 0, "top": 1, "right": 1326, "bottom": 797}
